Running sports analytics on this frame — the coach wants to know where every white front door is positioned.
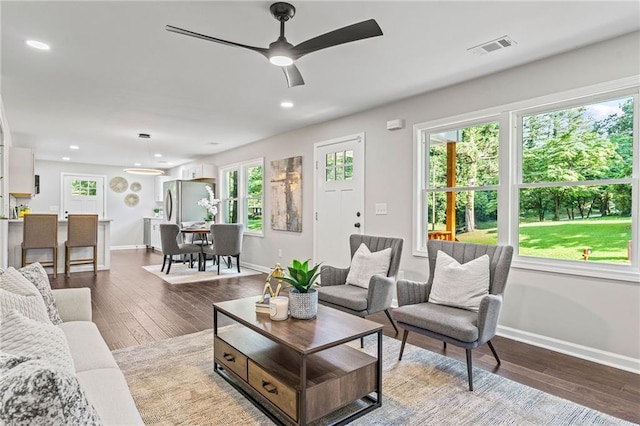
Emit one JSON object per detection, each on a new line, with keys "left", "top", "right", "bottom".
{"left": 61, "top": 174, "right": 106, "bottom": 218}
{"left": 313, "top": 133, "right": 365, "bottom": 269}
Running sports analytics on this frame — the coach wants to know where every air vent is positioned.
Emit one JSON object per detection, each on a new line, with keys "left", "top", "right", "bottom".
{"left": 467, "top": 36, "right": 517, "bottom": 55}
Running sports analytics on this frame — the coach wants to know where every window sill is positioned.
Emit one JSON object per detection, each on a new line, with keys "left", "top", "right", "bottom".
{"left": 512, "top": 257, "right": 639, "bottom": 284}
{"left": 244, "top": 230, "right": 264, "bottom": 238}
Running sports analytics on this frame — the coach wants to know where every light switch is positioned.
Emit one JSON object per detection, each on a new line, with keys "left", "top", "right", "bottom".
{"left": 375, "top": 203, "right": 388, "bottom": 215}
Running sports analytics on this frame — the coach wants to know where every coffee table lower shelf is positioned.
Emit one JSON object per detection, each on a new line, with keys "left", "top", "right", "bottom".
{"left": 214, "top": 327, "right": 381, "bottom": 425}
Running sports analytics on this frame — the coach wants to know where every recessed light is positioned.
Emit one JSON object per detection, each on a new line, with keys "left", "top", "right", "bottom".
{"left": 154, "top": 153, "right": 162, "bottom": 158}
{"left": 280, "top": 101, "right": 294, "bottom": 108}
{"left": 69, "top": 145, "right": 79, "bottom": 150}
{"left": 134, "top": 162, "right": 142, "bottom": 166}
{"left": 62, "top": 156, "right": 70, "bottom": 161}
{"left": 26, "top": 40, "right": 50, "bottom": 50}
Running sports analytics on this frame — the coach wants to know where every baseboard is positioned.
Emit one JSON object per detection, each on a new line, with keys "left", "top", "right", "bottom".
{"left": 239, "top": 261, "right": 271, "bottom": 274}
{"left": 497, "top": 325, "right": 640, "bottom": 374}
{"left": 110, "top": 245, "right": 148, "bottom": 250}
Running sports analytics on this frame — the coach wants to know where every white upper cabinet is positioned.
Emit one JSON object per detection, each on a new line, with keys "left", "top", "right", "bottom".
{"left": 9, "top": 147, "right": 35, "bottom": 197}
{"left": 182, "top": 163, "right": 216, "bottom": 181}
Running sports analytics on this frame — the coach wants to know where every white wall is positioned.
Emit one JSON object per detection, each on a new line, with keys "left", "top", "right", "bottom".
{"left": 179, "top": 32, "right": 640, "bottom": 370}
{"left": 29, "top": 160, "right": 162, "bottom": 247}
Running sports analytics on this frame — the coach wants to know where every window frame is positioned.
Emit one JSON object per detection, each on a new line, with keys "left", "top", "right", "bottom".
{"left": 413, "top": 78, "right": 639, "bottom": 282}
{"left": 219, "top": 157, "right": 264, "bottom": 237}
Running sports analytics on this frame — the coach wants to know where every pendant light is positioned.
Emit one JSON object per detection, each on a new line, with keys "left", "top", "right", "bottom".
{"left": 124, "top": 133, "right": 165, "bottom": 176}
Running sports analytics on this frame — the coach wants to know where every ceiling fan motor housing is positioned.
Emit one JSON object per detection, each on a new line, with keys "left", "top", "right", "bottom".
{"left": 270, "top": 2, "right": 296, "bottom": 21}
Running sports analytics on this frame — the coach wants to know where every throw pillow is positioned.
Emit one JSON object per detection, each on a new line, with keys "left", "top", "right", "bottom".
{"left": 345, "top": 243, "right": 392, "bottom": 289}
{"left": 0, "top": 352, "right": 102, "bottom": 426}
{"left": 428, "top": 250, "right": 490, "bottom": 312}
{"left": 0, "top": 310, "right": 75, "bottom": 374}
{"left": 18, "top": 263, "right": 63, "bottom": 325}
{"left": 0, "top": 267, "right": 50, "bottom": 324}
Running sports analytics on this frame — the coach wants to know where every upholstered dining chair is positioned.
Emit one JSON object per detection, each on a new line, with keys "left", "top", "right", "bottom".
{"left": 201, "top": 224, "right": 244, "bottom": 274}
{"left": 392, "top": 240, "right": 513, "bottom": 391}
{"left": 159, "top": 224, "right": 202, "bottom": 274}
{"left": 22, "top": 214, "right": 59, "bottom": 278}
{"left": 65, "top": 214, "right": 99, "bottom": 277}
{"left": 317, "top": 234, "right": 404, "bottom": 334}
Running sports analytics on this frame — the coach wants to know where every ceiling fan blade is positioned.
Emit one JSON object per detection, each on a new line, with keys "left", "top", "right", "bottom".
{"left": 166, "top": 25, "right": 269, "bottom": 58}
{"left": 282, "top": 65, "right": 305, "bottom": 88}
{"left": 290, "top": 19, "right": 383, "bottom": 59}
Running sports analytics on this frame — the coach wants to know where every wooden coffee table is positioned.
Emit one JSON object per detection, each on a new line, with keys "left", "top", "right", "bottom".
{"left": 213, "top": 296, "right": 383, "bottom": 426}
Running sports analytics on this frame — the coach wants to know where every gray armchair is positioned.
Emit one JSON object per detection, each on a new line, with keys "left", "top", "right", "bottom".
{"left": 392, "top": 240, "right": 513, "bottom": 391}
{"left": 159, "top": 224, "right": 202, "bottom": 274}
{"left": 202, "top": 224, "right": 244, "bottom": 274}
{"left": 317, "top": 234, "right": 404, "bottom": 333}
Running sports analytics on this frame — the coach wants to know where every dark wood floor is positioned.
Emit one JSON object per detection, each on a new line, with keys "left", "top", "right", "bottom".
{"left": 50, "top": 249, "right": 640, "bottom": 424}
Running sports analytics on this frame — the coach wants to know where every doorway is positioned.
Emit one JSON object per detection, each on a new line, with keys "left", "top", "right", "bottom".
{"left": 61, "top": 173, "right": 106, "bottom": 218}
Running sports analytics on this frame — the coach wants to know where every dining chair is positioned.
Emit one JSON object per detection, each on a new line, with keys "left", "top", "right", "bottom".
{"left": 65, "top": 214, "right": 99, "bottom": 277}
{"left": 160, "top": 224, "right": 203, "bottom": 274}
{"left": 201, "top": 224, "right": 243, "bottom": 274}
{"left": 22, "top": 214, "right": 59, "bottom": 278}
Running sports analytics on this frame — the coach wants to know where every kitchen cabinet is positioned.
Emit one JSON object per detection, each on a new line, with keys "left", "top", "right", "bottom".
{"left": 144, "top": 218, "right": 163, "bottom": 251}
{"left": 182, "top": 163, "right": 216, "bottom": 181}
{"left": 9, "top": 147, "right": 35, "bottom": 197}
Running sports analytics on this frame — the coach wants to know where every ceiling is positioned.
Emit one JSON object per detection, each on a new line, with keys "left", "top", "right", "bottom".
{"left": 2, "top": 1, "right": 639, "bottom": 170}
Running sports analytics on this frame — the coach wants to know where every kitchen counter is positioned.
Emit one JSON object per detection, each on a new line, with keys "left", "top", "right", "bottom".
{"left": 7, "top": 218, "right": 111, "bottom": 275}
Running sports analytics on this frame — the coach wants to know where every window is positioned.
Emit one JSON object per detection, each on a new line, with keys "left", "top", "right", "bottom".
{"left": 416, "top": 118, "right": 501, "bottom": 251}
{"left": 220, "top": 158, "right": 264, "bottom": 235}
{"left": 414, "top": 83, "right": 639, "bottom": 279}
{"left": 71, "top": 179, "right": 97, "bottom": 196}
{"left": 516, "top": 95, "right": 635, "bottom": 265}
{"left": 325, "top": 149, "right": 354, "bottom": 181}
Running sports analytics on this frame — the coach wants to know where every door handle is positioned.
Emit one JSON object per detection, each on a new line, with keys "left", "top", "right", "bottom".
{"left": 354, "top": 222, "right": 361, "bottom": 228}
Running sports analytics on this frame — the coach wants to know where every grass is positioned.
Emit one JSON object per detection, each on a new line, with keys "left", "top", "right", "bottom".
{"left": 455, "top": 216, "right": 632, "bottom": 263}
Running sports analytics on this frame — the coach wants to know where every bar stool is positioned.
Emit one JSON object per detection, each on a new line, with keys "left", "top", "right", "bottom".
{"left": 22, "top": 214, "right": 59, "bottom": 278}
{"left": 65, "top": 214, "right": 98, "bottom": 277}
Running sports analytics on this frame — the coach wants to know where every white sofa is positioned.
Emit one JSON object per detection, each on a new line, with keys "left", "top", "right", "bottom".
{"left": 52, "top": 287, "right": 144, "bottom": 425}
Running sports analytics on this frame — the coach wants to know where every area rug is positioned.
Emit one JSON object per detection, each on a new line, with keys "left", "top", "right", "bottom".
{"left": 142, "top": 263, "right": 261, "bottom": 285}
{"left": 113, "top": 329, "right": 632, "bottom": 426}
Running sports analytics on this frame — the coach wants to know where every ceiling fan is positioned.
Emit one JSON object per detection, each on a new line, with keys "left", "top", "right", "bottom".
{"left": 166, "top": 2, "right": 383, "bottom": 88}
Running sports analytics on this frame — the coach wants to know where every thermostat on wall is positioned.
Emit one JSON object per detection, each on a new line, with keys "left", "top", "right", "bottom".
{"left": 386, "top": 119, "right": 405, "bottom": 130}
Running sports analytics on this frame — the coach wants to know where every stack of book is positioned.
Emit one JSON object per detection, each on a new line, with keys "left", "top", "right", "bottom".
{"left": 255, "top": 296, "right": 270, "bottom": 314}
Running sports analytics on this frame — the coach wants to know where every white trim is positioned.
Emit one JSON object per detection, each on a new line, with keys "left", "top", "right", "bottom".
{"left": 218, "top": 157, "right": 264, "bottom": 235}
{"left": 60, "top": 172, "right": 108, "bottom": 218}
{"left": 239, "top": 260, "right": 271, "bottom": 274}
{"left": 110, "top": 245, "right": 146, "bottom": 250}
{"left": 497, "top": 325, "right": 640, "bottom": 374}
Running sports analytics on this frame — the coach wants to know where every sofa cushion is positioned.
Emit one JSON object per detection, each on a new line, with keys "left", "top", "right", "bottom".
{"left": 317, "top": 284, "right": 368, "bottom": 312}
{"left": 429, "top": 250, "right": 490, "bottom": 312}
{"left": 0, "top": 310, "right": 75, "bottom": 374}
{"left": 393, "top": 302, "right": 479, "bottom": 343}
{"left": 58, "top": 322, "right": 119, "bottom": 372}
{"left": 0, "top": 267, "right": 50, "bottom": 324}
{"left": 346, "top": 243, "right": 392, "bottom": 289}
{"left": 77, "top": 368, "right": 144, "bottom": 425}
{"left": 0, "top": 352, "right": 102, "bottom": 426}
{"left": 18, "top": 262, "right": 63, "bottom": 325}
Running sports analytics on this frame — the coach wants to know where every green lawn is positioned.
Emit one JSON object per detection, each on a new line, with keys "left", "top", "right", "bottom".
{"left": 456, "top": 216, "right": 632, "bottom": 263}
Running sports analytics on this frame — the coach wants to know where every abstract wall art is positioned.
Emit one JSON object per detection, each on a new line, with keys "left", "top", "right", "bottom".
{"left": 270, "top": 156, "right": 302, "bottom": 232}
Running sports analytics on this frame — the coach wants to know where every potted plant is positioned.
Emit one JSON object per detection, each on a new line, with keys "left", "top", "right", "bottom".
{"left": 280, "top": 259, "right": 321, "bottom": 319}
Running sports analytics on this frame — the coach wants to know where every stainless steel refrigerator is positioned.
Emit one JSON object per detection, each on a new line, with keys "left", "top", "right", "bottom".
{"left": 163, "top": 180, "right": 213, "bottom": 225}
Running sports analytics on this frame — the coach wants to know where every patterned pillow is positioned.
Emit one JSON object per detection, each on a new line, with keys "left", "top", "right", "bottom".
{"left": 0, "top": 310, "right": 75, "bottom": 374}
{"left": 18, "top": 263, "right": 63, "bottom": 325}
{"left": 0, "top": 352, "right": 102, "bottom": 426}
{"left": 0, "top": 268, "right": 50, "bottom": 324}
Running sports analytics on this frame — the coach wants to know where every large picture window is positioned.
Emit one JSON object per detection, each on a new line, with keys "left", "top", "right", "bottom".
{"left": 220, "top": 158, "right": 264, "bottom": 235}
{"left": 414, "top": 84, "right": 638, "bottom": 279}
{"left": 517, "top": 95, "right": 635, "bottom": 264}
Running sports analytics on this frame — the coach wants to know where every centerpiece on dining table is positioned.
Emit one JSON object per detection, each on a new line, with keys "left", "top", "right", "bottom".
{"left": 197, "top": 185, "right": 220, "bottom": 224}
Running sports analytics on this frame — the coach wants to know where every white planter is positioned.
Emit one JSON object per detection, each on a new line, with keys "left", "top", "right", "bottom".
{"left": 288, "top": 289, "right": 318, "bottom": 319}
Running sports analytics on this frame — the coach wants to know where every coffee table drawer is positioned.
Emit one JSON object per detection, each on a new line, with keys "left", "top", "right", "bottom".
{"left": 248, "top": 360, "right": 297, "bottom": 421}
{"left": 214, "top": 337, "right": 247, "bottom": 381}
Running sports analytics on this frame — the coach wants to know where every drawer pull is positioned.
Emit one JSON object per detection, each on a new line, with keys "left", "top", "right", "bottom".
{"left": 223, "top": 352, "right": 235, "bottom": 362}
{"left": 261, "top": 380, "right": 278, "bottom": 395}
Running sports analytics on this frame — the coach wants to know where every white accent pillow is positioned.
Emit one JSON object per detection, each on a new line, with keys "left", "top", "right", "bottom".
{"left": 0, "top": 267, "right": 51, "bottom": 324}
{"left": 0, "top": 310, "right": 75, "bottom": 374}
{"left": 428, "top": 250, "right": 490, "bottom": 312}
{"left": 346, "top": 243, "right": 392, "bottom": 289}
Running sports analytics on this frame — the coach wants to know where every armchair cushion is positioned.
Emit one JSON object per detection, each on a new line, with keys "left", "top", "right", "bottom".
{"left": 393, "top": 302, "right": 479, "bottom": 343}
{"left": 429, "top": 251, "right": 490, "bottom": 312}
{"left": 345, "top": 243, "right": 392, "bottom": 289}
{"left": 317, "top": 284, "right": 368, "bottom": 312}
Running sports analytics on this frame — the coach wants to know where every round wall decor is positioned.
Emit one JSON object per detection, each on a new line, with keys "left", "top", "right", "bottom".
{"left": 130, "top": 182, "right": 142, "bottom": 192}
{"left": 124, "top": 193, "right": 140, "bottom": 207}
{"left": 109, "top": 176, "right": 128, "bottom": 193}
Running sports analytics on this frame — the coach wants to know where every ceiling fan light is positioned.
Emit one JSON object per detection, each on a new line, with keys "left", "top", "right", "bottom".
{"left": 124, "top": 168, "right": 165, "bottom": 176}
{"left": 269, "top": 55, "right": 293, "bottom": 67}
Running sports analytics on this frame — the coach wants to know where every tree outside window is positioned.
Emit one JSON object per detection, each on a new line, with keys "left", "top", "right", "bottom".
{"left": 220, "top": 159, "right": 264, "bottom": 234}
